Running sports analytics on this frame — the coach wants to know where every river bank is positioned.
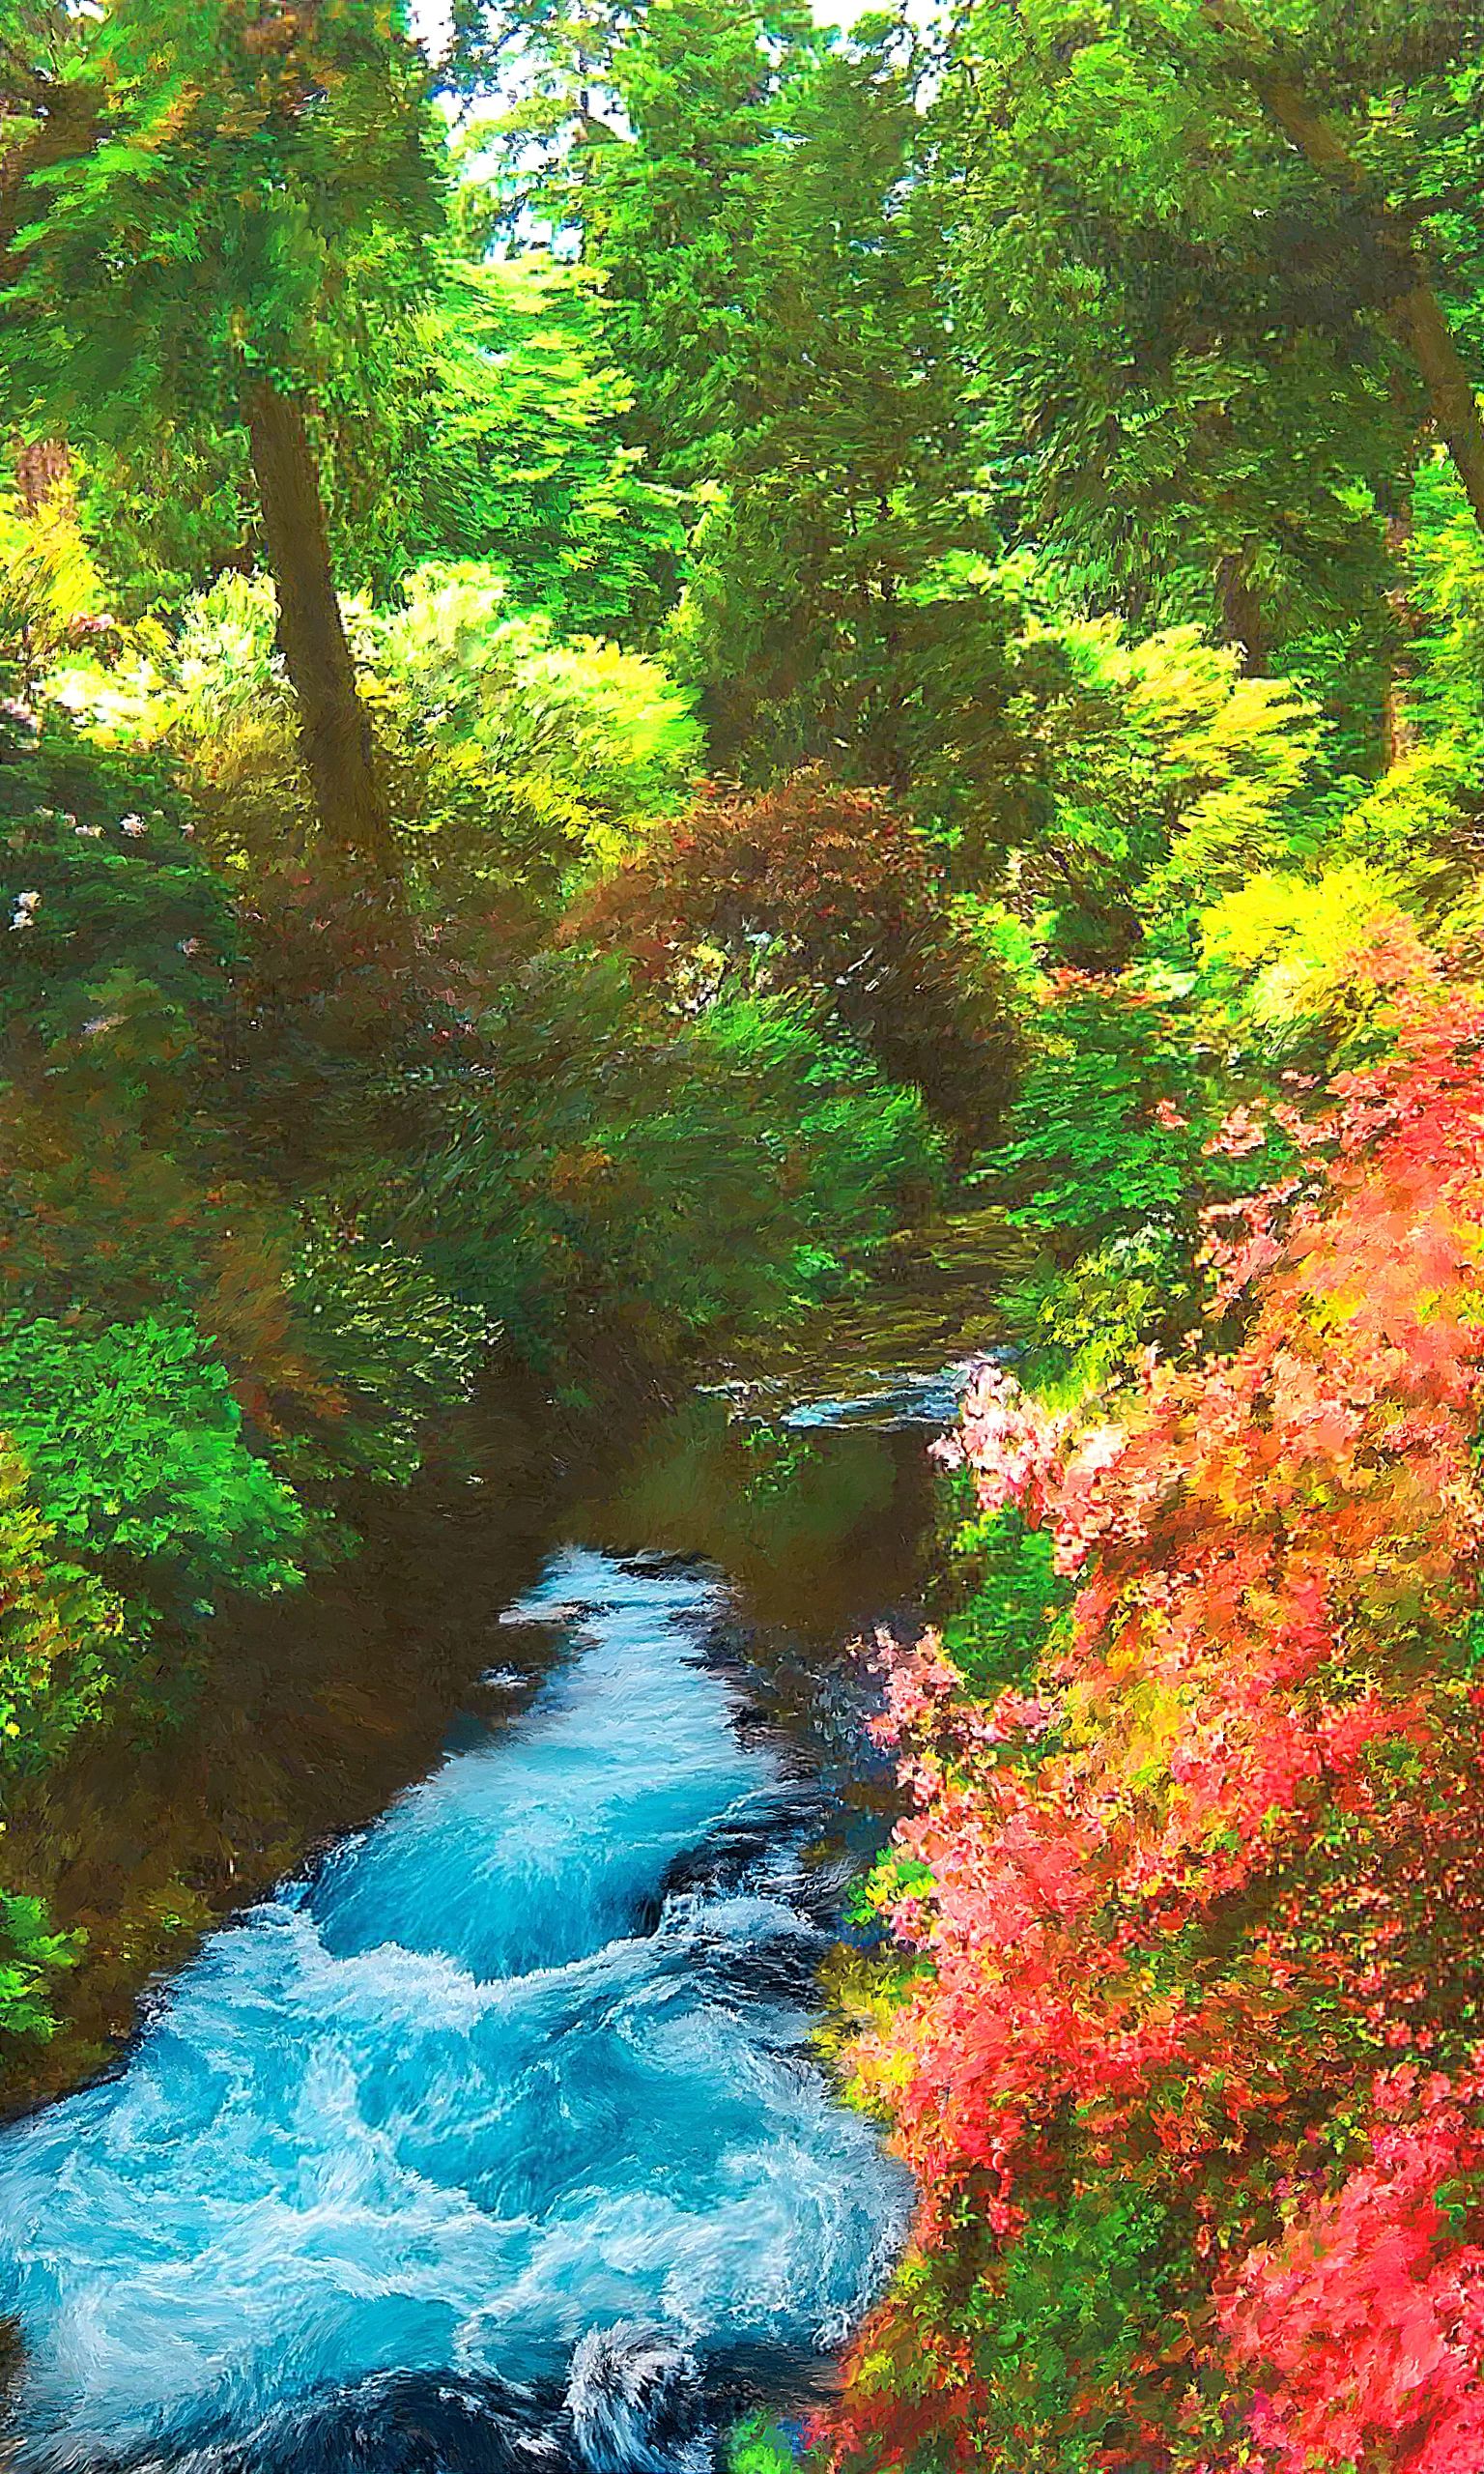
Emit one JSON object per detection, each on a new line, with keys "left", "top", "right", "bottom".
{"left": 0, "top": 1290, "right": 995, "bottom": 2465}
{"left": 0, "top": 1208, "right": 1017, "bottom": 2122}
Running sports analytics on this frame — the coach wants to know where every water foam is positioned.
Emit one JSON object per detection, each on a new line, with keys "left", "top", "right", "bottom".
{"left": 0, "top": 1551, "right": 911, "bottom": 2467}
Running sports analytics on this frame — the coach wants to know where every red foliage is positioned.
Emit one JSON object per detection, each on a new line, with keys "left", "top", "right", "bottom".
{"left": 826, "top": 936, "right": 1484, "bottom": 2470}
{"left": 1219, "top": 2068, "right": 1484, "bottom": 2474}
{"left": 565, "top": 769, "right": 1018, "bottom": 1143}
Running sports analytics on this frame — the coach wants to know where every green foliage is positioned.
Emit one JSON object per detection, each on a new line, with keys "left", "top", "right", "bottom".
{"left": 339, "top": 257, "right": 685, "bottom": 635}
{"left": 1405, "top": 459, "right": 1484, "bottom": 757}
{"left": 391, "top": 960, "right": 944, "bottom": 1371}
{"left": 0, "top": 477, "right": 110, "bottom": 688}
{"left": 956, "top": 2191, "right": 1182, "bottom": 2471}
{"left": 1004, "top": 1224, "right": 1202, "bottom": 1397}
{"left": 1197, "top": 861, "right": 1421, "bottom": 1060}
{"left": 68, "top": 430, "right": 256, "bottom": 625}
{"left": 1320, "top": 461, "right": 1484, "bottom": 931}
{"left": 505, "top": 0, "right": 821, "bottom": 490}
{"left": 366, "top": 558, "right": 702, "bottom": 891}
{"left": 571, "top": 771, "right": 1022, "bottom": 1149}
{"left": 934, "top": 0, "right": 1477, "bottom": 662}
{"left": 900, "top": 562, "right": 1327, "bottom": 963}
{"left": 0, "top": 1889, "right": 81, "bottom": 2045}
{"left": 2, "top": 0, "right": 442, "bottom": 437}
{"left": 980, "top": 964, "right": 1301, "bottom": 1379}
{"left": 0, "top": 0, "right": 452, "bottom": 895}
{"left": 727, "top": 2413, "right": 798, "bottom": 2474}
{"left": 0, "top": 1437, "right": 127, "bottom": 1774}
{"left": 983, "top": 978, "right": 1218, "bottom": 1258}
{"left": 941, "top": 1505, "right": 1067, "bottom": 1703}
{"left": 45, "top": 559, "right": 702, "bottom": 928}
{"left": 664, "top": 16, "right": 973, "bottom": 784}
{"left": 0, "top": 1314, "right": 307, "bottom": 1594}
{"left": 287, "top": 1225, "right": 495, "bottom": 1484}
{"left": 0, "top": 710, "right": 234, "bottom": 1042}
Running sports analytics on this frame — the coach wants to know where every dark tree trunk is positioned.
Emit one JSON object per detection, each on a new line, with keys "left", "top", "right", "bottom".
{"left": 1387, "top": 279, "right": 1484, "bottom": 536}
{"left": 14, "top": 436, "right": 71, "bottom": 509}
{"left": 243, "top": 376, "right": 406, "bottom": 910}
{"left": 1215, "top": 538, "right": 1267, "bottom": 675}
{"left": 3, "top": 98, "right": 85, "bottom": 606}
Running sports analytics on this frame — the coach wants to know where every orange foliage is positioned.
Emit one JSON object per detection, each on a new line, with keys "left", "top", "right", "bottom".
{"left": 828, "top": 928, "right": 1484, "bottom": 2470}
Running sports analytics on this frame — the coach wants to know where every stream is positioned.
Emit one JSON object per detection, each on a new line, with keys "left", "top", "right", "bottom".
{"left": 0, "top": 1370, "right": 962, "bottom": 2474}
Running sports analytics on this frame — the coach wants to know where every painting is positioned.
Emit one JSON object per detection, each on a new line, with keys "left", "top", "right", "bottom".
{"left": 2, "top": 1, "right": 1483, "bottom": 2465}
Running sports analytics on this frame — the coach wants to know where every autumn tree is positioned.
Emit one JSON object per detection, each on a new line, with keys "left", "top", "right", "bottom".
{"left": 830, "top": 922, "right": 1484, "bottom": 2471}
{"left": 567, "top": 770, "right": 1021, "bottom": 1147}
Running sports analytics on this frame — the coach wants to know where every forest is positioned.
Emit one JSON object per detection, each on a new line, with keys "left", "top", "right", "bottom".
{"left": 4, "top": 0, "right": 1484, "bottom": 2466}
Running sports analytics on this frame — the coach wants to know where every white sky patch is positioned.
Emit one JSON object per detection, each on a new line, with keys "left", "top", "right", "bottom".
{"left": 410, "top": 0, "right": 454, "bottom": 54}
{"left": 409, "top": 0, "right": 887, "bottom": 47}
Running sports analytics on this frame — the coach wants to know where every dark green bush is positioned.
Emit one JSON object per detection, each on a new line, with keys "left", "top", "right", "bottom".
{"left": 390, "top": 959, "right": 946, "bottom": 1372}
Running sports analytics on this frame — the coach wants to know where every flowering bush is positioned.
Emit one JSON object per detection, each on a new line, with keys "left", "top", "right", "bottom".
{"left": 0, "top": 706, "right": 232, "bottom": 1044}
{"left": 827, "top": 927, "right": 1484, "bottom": 2472}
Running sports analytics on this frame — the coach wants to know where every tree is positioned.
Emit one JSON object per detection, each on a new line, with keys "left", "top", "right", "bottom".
{"left": 938, "top": 0, "right": 1484, "bottom": 677}
{"left": 0, "top": 4, "right": 98, "bottom": 277}
{"left": 892, "top": 562, "right": 1325, "bottom": 964}
{"left": 570, "top": 0, "right": 817, "bottom": 488}
{"left": 0, "top": 0, "right": 445, "bottom": 904}
{"left": 463, "top": 0, "right": 819, "bottom": 493}
{"left": 333, "top": 254, "right": 685, "bottom": 634}
{"left": 1200, "top": 0, "right": 1484, "bottom": 532}
{"left": 669, "top": 14, "right": 978, "bottom": 786}
{"left": 567, "top": 769, "right": 1021, "bottom": 1147}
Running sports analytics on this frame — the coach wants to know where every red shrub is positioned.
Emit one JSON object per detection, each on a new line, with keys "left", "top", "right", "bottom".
{"left": 827, "top": 926, "right": 1484, "bottom": 2470}
{"left": 565, "top": 770, "right": 1019, "bottom": 1145}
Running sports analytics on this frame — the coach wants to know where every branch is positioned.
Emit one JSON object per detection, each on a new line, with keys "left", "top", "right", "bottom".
{"left": 1199, "top": 0, "right": 1484, "bottom": 535}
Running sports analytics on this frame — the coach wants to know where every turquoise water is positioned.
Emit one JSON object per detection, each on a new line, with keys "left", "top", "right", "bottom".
{"left": 0, "top": 1548, "right": 913, "bottom": 2471}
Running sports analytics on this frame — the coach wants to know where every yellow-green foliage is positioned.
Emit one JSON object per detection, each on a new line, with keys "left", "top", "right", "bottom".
{"left": 365, "top": 558, "right": 703, "bottom": 847}
{"left": 1122, "top": 629, "right": 1322, "bottom": 905}
{"left": 1199, "top": 862, "right": 1414, "bottom": 1043}
{"left": 0, "top": 485, "right": 111, "bottom": 678}
{"left": 43, "top": 561, "right": 703, "bottom": 919}
{"left": 727, "top": 2416, "right": 799, "bottom": 2474}
{"left": 1320, "top": 462, "right": 1484, "bottom": 934}
{"left": 905, "top": 555, "right": 1327, "bottom": 962}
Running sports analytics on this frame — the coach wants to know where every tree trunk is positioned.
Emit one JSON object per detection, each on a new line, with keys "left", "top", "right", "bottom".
{"left": 1382, "top": 506, "right": 1421, "bottom": 768}
{"left": 1215, "top": 536, "right": 1267, "bottom": 674}
{"left": 14, "top": 436, "right": 71, "bottom": 510}
{"left": 1387, "top": 280, "right": 1484, "bottom": 535}
{"left": 1201, "top": 0, "right": 1484, "bottom": 538}
{"left": 242, "top": 376, "right": 406, "bottom": 910}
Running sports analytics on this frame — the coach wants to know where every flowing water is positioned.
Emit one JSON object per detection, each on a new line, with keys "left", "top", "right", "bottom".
{"left": 0, "top": 1371, "right": 963, "bottom": 2474}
